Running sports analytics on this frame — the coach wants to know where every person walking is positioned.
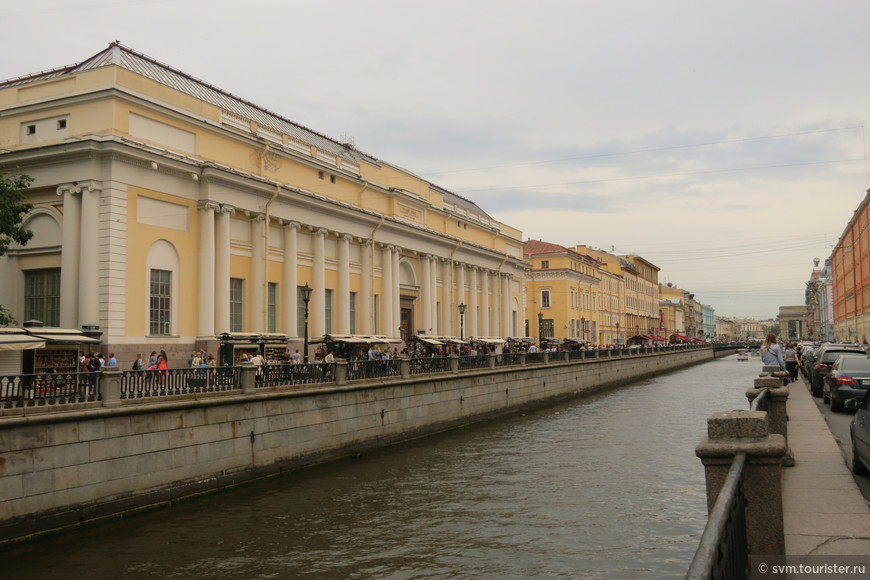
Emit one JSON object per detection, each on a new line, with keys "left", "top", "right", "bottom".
{"left": 784, "top": 342, "right": 799, "bottom": 383}
{"left": 760, "top": 333, "right": 786, "bottom": 372}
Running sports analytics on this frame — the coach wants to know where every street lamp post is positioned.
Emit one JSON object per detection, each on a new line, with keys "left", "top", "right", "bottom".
{"left": 581, "top": 317, "right": 586, "bottom": 340}
{"left": 458, "top": 302, "right": 467, "bottom": 341}
{"left": 300, "top": 283, "right": 313, "bottom": 364}
{"left": 537, "top": 311, "right": 544, "bottom": 346}
{"left": 615, "top": 322, "right": 620, "bottom": 345}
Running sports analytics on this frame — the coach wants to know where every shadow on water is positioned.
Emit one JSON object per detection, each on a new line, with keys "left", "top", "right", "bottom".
{"left": 4, "top": 355, "right": 758, "bottom": 579}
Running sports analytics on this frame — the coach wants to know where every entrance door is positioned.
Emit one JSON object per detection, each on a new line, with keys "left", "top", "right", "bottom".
{"left": 400, "top": 308, "right": 413, "bottom": 345}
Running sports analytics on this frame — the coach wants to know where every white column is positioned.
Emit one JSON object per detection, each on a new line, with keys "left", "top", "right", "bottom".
{"left": 250, "top": 214, "right": 266, "bottom": 333}
{"left": 312, "top": 228, "right": 327, "bottom": 337}
{"left": 457, "top": 263, "right": 466, "bottom": 310}
{"left": 214, "top": 205, "right": 234, "bottom": 333}
{"left": 361, "top": 240, "right": 373, "bottom": 334}
{"left": 481, "top": 269, "right": 490, "bottom": 336}
{"left": 337, "top": 234, "right": 351, "bottom": 334}
{"left": 197, "top": 201, "right": 218, "bottom": 338}
{"left": 78, "top": 182, "right": 101, "bottom": 325}
{"left": 381, "top": 244, "right": 393, "bottom": 336}
{"left": 443, "top": 260, "right": 453, "bottom": 336}
{"left": 283, "top": 222, "right": 299, "bottom": 336}
{"left": 430, "top": 257, "right": 438, "bottom": 335}
{"left": 469, "top": 267, "right": 479, "bottom": 338}
{"left": 502, "top": 274, "right": 512, "bottom": 337}
{"left": 57, "top": 185, "right": 82, "bottom": 328}
{"left": 391, "top": 246, "right": 401, "bottom": 338}
{"left": 421, "top": 255, "right": 431, "bottom": 334}
{"left": 492, "top": 271, "right": 500, "bottom": 338}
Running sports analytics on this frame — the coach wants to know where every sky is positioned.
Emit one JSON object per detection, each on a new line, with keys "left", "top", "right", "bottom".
{"left": 2, "top": 0, "right": 869, "bottom": 320}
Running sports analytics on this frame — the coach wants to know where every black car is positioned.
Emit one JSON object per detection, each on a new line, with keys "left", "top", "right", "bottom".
{"left": 848, "top": 389, "right": 870, "bottom": 475}
{"left": 823, "top": 353, "right": 870, "bottom": 412}
{"left": 800, "top": 344, "right": 821, "bottom": 378}
{"left": 808, "top": 344, "right": 866, "bottom": 397}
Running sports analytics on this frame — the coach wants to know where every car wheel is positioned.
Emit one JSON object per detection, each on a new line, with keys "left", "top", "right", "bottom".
{"left": 830, "top": 397, "right": 843, "bottom": 412}
{"left": 823, "top": 388, "right": 830, "bottom": 404}
{"left": 811, "top": 380, "right": 822, "bottom": 397}
{"left": 853, "top": 442, "right": 869, "bottom": 476}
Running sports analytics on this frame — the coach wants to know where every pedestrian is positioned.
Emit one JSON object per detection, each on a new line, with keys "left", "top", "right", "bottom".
{"left": 760, "top": 333, "right": 786, "bottom": 371}
{"left": 784, "top": 342, "right": 799, "bottom": 383}
{"left": 106, "top": 352, "right": 117, "bottom": 367}
{"left": 132, "top": 353, "right": 144, "bottom": 371}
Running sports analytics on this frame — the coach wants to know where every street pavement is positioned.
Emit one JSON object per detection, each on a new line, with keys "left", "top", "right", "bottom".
{"left": 782, "top": 375, "right": 870, "bottom": 555}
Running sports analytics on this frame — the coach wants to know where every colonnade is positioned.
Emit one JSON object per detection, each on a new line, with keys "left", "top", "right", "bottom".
{"left": 55, "top": 187, "right": 517, "bottom": 341}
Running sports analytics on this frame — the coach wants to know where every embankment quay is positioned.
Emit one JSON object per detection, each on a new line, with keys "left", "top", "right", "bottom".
{"left": 0, "top": 345, "right": 718, "bottom": 547}
{"left": 1, "top": 347, "right": 757, "bottom": 579}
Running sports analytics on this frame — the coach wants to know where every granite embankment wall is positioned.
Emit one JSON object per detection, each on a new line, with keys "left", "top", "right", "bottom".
{"left": 0, "top": 348, "right": 712, "bottom": 543}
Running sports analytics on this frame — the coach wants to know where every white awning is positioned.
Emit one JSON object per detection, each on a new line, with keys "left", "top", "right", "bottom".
{"left": 417, "top": 337, "right": 444, "bottom": 346}
{"left": 0, "top": 329, "right": 46, "bottom": 351}
{"left": 26, "top": 328, "right": 100, "bottom": 344}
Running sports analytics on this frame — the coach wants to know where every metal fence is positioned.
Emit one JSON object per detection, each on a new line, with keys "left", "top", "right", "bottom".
{"left": 0, "top": 372, "right": 99, "bottom": 407}
{"left": 120, "top": 367, "right": 239, "bottom": 399}
{"left": 1, "top": 344, "right": 713, "bottom": 409}
{"left": 684, "top": 452, "right": 749, "bottom": 580}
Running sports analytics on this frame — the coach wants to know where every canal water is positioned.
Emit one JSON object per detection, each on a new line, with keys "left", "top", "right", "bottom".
{"left": 5, "top": 354, "right": 759, "bottom": 579}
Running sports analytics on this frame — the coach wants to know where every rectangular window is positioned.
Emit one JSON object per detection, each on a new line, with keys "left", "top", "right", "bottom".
{"left": 324, "top": 289, "right": 333, "bottom": 334}
{"left": 349, "top": 292, "right": 357, "bottom": 334}
{"left": 541, "top": 289, "right": 551, "bottom": 308}
{"left": 267, "top": 282, "right": 278, "bottom": 333}
{"left": 541, "top": 260, "right": 549, "bottom": 269}
{"left": 296, "top": 286, "right": 305, "bottom": 337}
{"left": 230, "top": 278, "right": 244, "bottom": 332}
{"left": 149, "top": 269, "right": 171, "bottom": 335}
{"left": 373, "top": 295, "right": 379, "bottom": 334}
{"left": 24, "top": 268, "right": 60, "bottom": 327}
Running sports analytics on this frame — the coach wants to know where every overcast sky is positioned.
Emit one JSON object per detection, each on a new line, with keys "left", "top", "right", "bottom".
{"left": 3, "top": 0, "right": 868, "bottom": 319}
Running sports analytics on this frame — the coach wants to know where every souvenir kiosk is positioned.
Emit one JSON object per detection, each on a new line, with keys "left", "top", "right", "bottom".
{"left": 21, "top": 325, "right": 102, "bottom": 374}
{"left": 217, "top": 333, "right": 289, "bottom": 366}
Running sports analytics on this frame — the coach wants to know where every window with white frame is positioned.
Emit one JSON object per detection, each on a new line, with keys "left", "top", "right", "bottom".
{"left": 268, "top": 282, "right": 278, "bottom": 333}
{"left": 541, "top": 289, "right": 551, "bottom": 308}
{"left": 230, "top": 278, "right": 244, "bottom": 332}
{"left": 150, "top": 269, "right": 172, "bottom": 335}
{"left": 24, "top": 268, "right": 60, "bottom": 327}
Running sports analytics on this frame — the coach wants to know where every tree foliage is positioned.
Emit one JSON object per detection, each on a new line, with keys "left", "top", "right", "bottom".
{"left": 0, "top": 170, "right": 35, "bottom": 256}
{"left": 0, "top": 169, "right": 34, "bottom": 326}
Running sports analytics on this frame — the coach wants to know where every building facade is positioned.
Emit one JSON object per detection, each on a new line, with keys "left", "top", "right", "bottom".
{"left": 522, "top": 240, "right": 601, "bottom": 342}
{"left": 0, "top": 43, "right": 528, "bottom": 363}
{"left": 830, "top": 189, "right": 870, "bottom": 343}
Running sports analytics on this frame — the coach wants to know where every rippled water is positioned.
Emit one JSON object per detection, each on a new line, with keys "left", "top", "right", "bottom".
{"left": 5, "top": 355, "right": 757, "bottom": 579}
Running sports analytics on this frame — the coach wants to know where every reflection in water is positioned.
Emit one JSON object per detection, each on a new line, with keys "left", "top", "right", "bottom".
{"left": 6, "top": 356, "right": 755, "bottom": 579}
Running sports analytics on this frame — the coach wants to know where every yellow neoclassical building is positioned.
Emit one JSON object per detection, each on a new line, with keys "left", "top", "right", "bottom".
{"left": 523, "top": 240, "right": 603, "bottom": 343}
{"left": 0, "top": 43, "right": 528, "bottom": 363}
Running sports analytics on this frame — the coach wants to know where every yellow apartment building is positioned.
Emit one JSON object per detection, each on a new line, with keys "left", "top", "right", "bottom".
{"left": 523, "top": 240, "right": 601, "bottom": 342}
{"left": 0, "top": 43, "right": 528, "bottom": 363}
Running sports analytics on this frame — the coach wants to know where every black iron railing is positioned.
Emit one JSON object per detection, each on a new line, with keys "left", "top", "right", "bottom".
{"left": 685, "top": 452, "right": 749, "bottom": 580}
{"left": 0, "top": 372, "right": 99, "bottom": 407}
{"left": 120, "top": 367, "right": 238, "bottom": 398}
{"left": 0, "top": 343, "right": 711, "bottom": 409}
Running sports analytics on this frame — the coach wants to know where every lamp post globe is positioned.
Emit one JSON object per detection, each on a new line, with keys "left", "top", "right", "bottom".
{"left": 458, "top": 302, "right": 467, "bottom": 341}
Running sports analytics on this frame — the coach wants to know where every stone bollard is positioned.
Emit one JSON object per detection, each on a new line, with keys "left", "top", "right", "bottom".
{"left": 542, "top": 351, "right": 550, "bottom": 364}
{"left": 747, "top": 377, "right": 793, "bottom": 467}
{"left": 399, "top": 357, "right": 410, "bottom": 379}
{"left": 335, "top": 360, "right": 348, "bottom": 385}
{"left": 449, "top": 354, "right": 460, "bottom": 374}
{"left": 695, "top": 410, "right": 787, "bottom": 556}
{"left": 519, "top": 352, "right": 527, "bottom": 366}
{"left": 488, "top": 353, "right": 497, "bottom": 369}
{"left": 239, "top": 362, "right": 257, "bottom": 394}
{"left": 100, "top": 368, "right": 123, "bottom": 408}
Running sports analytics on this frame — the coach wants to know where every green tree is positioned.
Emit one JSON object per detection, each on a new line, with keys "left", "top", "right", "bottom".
{"left": 0, "top": 169, "right": 35, "bottom": 325}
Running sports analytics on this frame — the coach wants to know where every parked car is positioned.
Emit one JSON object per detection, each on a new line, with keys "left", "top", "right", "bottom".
{"left": 823, "top": 354, "right": 870, "bottom": 411}
{"left": 848, "top": 390, "right": 870, "bottom": 475}
{"left": 808, "top": 344, "right": 866, "bottom": 397}
{"left": 800, "top": 344, "right": 821, "bottom": 378}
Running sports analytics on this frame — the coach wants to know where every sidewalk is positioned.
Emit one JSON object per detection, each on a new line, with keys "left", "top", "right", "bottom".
{"left": 782, "top": 379, "right": 870, "bottom": 555}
